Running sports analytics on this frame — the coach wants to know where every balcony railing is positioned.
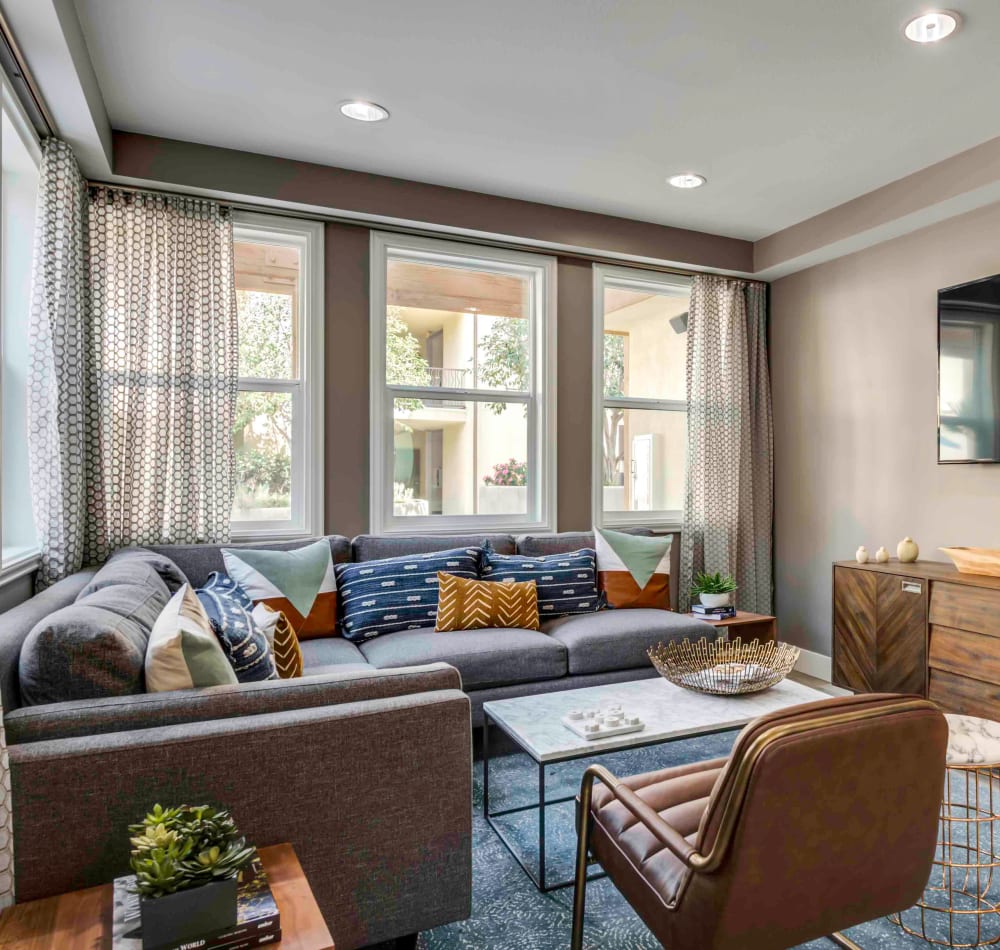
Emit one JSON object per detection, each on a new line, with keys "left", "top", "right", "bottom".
{"left": 423, "top": 366, "right": 471, "bottom": 407}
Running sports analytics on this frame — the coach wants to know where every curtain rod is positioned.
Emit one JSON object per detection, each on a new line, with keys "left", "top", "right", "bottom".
{"left": 87, "top": 177, "right": 765, "bottom": 284}
{"left": 0, "top": 10, "right": 56, "bottom": 137}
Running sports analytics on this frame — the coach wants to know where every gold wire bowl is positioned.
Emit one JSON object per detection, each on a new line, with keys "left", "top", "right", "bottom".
{"left": 648, "top": 636, "right": 801, "bottom": 695}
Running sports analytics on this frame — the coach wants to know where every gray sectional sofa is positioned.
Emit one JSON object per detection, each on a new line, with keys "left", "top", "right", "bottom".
{"left": 0, "top": 529, "right": 717, "bottom": 949}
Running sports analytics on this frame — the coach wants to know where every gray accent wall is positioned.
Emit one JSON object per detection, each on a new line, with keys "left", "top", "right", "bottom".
{"left": 770, "top": 199, "right": 1000, "bottom": 657}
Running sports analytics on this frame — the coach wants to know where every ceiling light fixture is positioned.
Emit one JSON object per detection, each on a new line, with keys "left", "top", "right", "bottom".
{"left": 667, "top": 173, "right": 706, "bottom": 189}
{"left": 904, "top": 11, "right": 960, "bottom": 43}
{"left": 339, "top": 100, "right": 390, "bottom": 122}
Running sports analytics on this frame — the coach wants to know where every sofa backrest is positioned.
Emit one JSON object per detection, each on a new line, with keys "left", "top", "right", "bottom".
{"left": 0, "top": 571, "right": 96, "bottom": 711}
{"left": 351, "top": 534, "right": 516, "bottom": 561}
{"left": 145, "top": 535, "right": 352, "bottom": 588}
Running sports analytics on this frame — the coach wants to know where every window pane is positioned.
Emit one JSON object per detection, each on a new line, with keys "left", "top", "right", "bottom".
{"left": 393, "top": 398, "right": 528, "bottom": 517}
{"left": 386, "top": 257, "right": 530, "bottom": 392}
{"left": 234, "top": 241, "right": 299, "bottom": 379}
{"left": 2, "top": 110, "right": 39, "bottom": 558}
{"left": 232, "top": 390, "right": 292, "bottom": 522}
{"left": 601, "top": 408, "right": 685, "bottom": 513}
{"left": 603, "top": 286, "right": 688, "bottom": 400}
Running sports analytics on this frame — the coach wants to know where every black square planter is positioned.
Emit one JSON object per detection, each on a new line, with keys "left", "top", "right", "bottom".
{"left": 139, "top": 877, "right": 238, "bottom": 949}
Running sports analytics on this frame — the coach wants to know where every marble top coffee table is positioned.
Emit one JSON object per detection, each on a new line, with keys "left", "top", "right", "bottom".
{"left": 482, "top": 674, "right": 829, "bottom": 892}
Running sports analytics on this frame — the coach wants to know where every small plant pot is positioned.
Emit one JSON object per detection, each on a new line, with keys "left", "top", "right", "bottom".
{"left": 140, "top": 877, "right": 238, "bottom": 949}
{"left": 699, "top": 592, "right": 732, "bottom": 608}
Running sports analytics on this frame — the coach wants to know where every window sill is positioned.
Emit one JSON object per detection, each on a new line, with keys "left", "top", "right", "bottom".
{"left": 0, "top": 547, "right": 40, "bottom": 587}
{"left": 229, "top": 527, "right": 320, "bottom": 544}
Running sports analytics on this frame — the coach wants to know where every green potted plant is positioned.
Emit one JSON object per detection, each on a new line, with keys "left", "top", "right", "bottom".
{"left": 129, "top": 804, "right": 256, "bottom": 949}
{"left": 690, "top": 571, "right": 738, "bottom": 608}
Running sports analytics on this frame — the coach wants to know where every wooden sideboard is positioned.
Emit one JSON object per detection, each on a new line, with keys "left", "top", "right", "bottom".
{"left": 833, "top": 559, "right": 1000, "bottom": 717}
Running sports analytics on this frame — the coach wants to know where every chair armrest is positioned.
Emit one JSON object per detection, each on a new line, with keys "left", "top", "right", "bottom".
{"left": 11, "top": 688, "right": 472, "bottom": 949}
{"left": 581, "top": 764, "right": 700, "bottom": 867}
{"left": 6, "top": 663, "right": 461, "bottom": 744}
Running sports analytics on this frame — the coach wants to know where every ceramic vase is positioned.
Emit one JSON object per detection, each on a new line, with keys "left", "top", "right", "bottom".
{"left": 699, "top": 592, "right": 732, "bottom": 608}
{"left": 856, "top": 546, "right": 869, "bottom": 564}
{"left": 875, "top": 546, "right": 890, "bottom": 563}
{"left": 897, "top": 537, "right": 919, "bottom": 563}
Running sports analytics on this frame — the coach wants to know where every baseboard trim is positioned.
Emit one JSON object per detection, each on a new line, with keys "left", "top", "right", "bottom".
{"left": 794, "top": 648, "right": 832, "bottom": 682}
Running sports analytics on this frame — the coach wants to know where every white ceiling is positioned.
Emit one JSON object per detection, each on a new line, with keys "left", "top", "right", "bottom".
{"left": 72, "top": 0, "right": 1000, "bottom": 241}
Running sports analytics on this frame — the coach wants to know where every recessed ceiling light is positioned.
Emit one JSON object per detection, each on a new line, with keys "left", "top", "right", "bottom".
{"left": 339, "top": 100, "right": 390, "bottom": 122}
{"left": 904, "top": 11, "right": 959, "bottom": 43}
{"left": 667, "top": 173, "right": 706, "bottom": 189}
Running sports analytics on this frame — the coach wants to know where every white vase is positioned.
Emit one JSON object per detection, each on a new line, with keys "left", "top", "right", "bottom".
{"left": 897, "top": 537, "right": 919, "bottom": 563}
{"left": 700, "top": 592, "right": 731, "bottom": 608}
{"left": 856, "top": 546, "right": 869, "bottom": 564}
{"left": 875, "top": 546, "right": 890, "bottom": 563}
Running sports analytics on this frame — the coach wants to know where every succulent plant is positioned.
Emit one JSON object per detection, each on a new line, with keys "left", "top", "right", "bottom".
{"left": 689, "top": 571, "right": 738, "bottom": 596}
{"left": 129, "top": 804, "right": 256, "bottom": 900}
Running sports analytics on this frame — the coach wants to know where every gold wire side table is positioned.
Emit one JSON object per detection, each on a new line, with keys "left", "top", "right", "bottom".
{"left": 891, "top": 715, "right": 1000, "bottom": 948}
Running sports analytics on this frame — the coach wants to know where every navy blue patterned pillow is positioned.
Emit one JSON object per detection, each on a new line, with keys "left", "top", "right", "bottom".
{"left": 196, "top": 573, "right": 277, "bottom": 683}
{"left": 336, "top": 547, "right": 481, "bottom": 642}
{"left": 480, "top": 542, "right": 600, "bottom": 619}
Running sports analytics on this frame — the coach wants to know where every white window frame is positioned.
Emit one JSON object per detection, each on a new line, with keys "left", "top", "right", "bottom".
{"left": 370, "top": 231, "right": 557, "bottom": 535}
{"left": 592, "top": 263, "right": 691, "bottom": 530}
{"left": 230, "top": 212, "right": 324, "bottom": 541}
{"left": 0, "top": 67, "right": 42, "bottom": 584}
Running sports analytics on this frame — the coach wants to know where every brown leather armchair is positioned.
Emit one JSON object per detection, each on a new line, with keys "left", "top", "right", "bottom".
{"left": 571, "top": 693, "right": 948, "bottom": 950}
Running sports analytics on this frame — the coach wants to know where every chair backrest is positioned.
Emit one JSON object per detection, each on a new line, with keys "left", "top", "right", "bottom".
{"left": 692, "top": 693, "right": 947, "bottom": 949}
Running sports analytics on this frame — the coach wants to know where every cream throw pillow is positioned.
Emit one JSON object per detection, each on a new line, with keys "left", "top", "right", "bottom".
{"left": 145, "top": 584, "right": 238, "bottom": 692}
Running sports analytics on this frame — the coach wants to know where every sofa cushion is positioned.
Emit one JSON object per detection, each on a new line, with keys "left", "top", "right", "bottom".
{"left": 541, "top": 609, "right": 717, "bottom": 675}
{"left": 595, "top": 527, "right": 672, "bottom": 610}
{"left": 515, "top": 529, "right": 652, "bottom": 557}
{"left": 143, "top": 535, "right": 351, "bottom": 589}
{"left": 481, "top": 542, "right": 600, "bottom": 619}
{"left": 351, "top": 534, "right": 515, "bottom": 561}
{"left": 222, "top": 539, "right": 338, "bottom": 640}
{"left": 358, "top": 627, "right": 567, "bottom": 689}
{"left": 18, "top": 552, "right": 179, "bottom": 705}
{"left": 299, "top": 637, "right": 372, "bottom": 674}
{"left": 196, "top": 573, "right": 277, "bottom": 683}
{"left": 435, "top": 573, "right": 539, "bottom": 632}
{"left": 336, "top": 546, "right": 481, "bottom": 642}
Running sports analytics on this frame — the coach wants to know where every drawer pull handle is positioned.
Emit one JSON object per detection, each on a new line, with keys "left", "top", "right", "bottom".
{"left": 901, "top": 581, "right": 922, "bottom": 595}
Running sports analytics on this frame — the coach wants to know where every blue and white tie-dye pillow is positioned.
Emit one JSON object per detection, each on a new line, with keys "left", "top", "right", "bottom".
{"left": 335, "top": 547, "right": 481, "bottom": 642}
{"left": 196, "top": 572, "right": 277, "bottom": 683}
{"left": 479, "top": 541, "right": 600, "bottom": 619}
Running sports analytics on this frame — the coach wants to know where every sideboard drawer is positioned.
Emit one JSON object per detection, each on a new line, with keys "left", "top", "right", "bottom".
{"left": 929, "top": 582, "right": 1000, "bottom": 638}
{"left": 929, "top": 668, "right": 1000, "bottom": 719}
{"left": 929, "top": 625, "right": 1000, "bottom": 686}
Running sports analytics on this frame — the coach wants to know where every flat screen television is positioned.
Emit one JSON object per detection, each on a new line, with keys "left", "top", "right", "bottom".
{"left": 939, "top": 272, "right": 1000, "bottom": 463}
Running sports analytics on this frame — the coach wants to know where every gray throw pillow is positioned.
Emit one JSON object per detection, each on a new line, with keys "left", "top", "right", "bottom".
{"left": 19, "top": 549, "right": 184, "bottom": 706}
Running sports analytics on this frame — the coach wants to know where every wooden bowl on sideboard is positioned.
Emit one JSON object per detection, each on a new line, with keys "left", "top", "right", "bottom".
{"left": 940, "top": 547, "right": 1000, "bottom": 577}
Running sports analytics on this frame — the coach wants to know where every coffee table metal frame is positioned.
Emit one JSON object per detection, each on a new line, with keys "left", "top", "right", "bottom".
{"left": 482, "top": 709, "right": 738, "bottom": 892}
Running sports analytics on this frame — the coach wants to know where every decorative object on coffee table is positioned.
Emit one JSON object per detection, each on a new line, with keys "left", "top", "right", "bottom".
{"left": 690, "top": 571, "right": 737, "bottom": 608}
{"left": 128, "top": 804, "right": 256, "bottom": 949}
{"left": 897, "top": 537, "right": 920, "bottom": 563}
{"left": 561, "top": 704, "right": 645, "bottom": 740}
{"left": 648, "top": 636, "right": 800, "bottom": 696}
{"left": 940, "top": 547, "right": 1000, "bottom": 578}
{"left": 890, "top": 714, "right": 1000, "bottom": 948}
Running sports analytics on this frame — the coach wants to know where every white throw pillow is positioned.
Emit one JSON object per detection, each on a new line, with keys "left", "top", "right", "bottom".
{"left": 145, "top": 584, "right": 239, "bottom": 692}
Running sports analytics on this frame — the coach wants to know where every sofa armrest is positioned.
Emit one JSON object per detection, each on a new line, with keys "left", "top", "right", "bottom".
{"left": 6, "top": 663, "right": 462, "bottom": 744}
{"left": 11, "top": 688, "right": 472, "bottom": 950}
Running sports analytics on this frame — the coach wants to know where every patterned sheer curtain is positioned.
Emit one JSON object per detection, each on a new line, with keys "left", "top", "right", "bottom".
{"left": 679, "top": 275, "right": 773, "bottom": 613}
{"left": 83, "top": 188, "right": 239, "bottom": 564}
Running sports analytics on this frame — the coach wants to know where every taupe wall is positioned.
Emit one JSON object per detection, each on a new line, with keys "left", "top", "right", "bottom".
{"left": 770, "top": 200, "right": 1000, "bottom": 657}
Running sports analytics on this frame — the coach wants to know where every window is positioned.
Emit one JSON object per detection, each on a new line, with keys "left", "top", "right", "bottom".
{"left": 231, "top": 213, "right": 323, "bottom": 539}
{"left": 371, "top": 232, "right": 556, "bottom": 534}
{"left": 0, "top": 73, "right": 42, "bottom": 579}
{"left": 593, "top": 264, "right": 691, "bottom": 527}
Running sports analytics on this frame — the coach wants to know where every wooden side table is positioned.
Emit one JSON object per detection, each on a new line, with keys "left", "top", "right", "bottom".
{"left": 688, "top": 610, "right": 777, "bottom": 644}
{"left": 0, "top": 843, "right": 334, "bottom": 949}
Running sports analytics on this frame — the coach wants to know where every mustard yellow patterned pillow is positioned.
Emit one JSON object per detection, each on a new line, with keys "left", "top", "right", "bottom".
{"left": 251, "top": 604, "right": 304, "bottom": 679}
{"left": 435, "top": 572, "right": 540, "bottom": 632}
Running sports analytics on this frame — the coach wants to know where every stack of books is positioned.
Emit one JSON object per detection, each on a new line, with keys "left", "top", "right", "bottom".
{"left": 691, "top": 603, "right": 737, "bottom": 620}
{"left": 112, "top": 858, "right": 280, "bottom": 950}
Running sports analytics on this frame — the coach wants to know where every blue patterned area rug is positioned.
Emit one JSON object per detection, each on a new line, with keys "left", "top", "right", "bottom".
{"left": 419, "top": 731, "right": 973, "bottom": 950}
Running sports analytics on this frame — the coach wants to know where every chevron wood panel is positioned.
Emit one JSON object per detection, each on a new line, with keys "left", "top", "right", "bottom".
{"left": 833, "top": 566, "right": 876, "bottom": 692}
{"left": 874, "top": 573, "right": 927, "bottom": 695}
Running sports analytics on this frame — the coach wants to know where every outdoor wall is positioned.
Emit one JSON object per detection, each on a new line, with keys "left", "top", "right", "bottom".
{"left": 770, "top": 199, "right": 1000, "bottom": 658}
